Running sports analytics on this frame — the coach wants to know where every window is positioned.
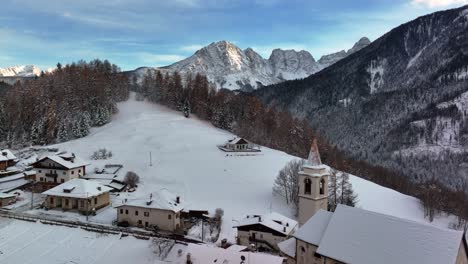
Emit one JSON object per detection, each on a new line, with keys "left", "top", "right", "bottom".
{"left": 125, "top": 210, "right": 128, "bottom": 215}
{"left": 314, "top": 252, "right": 322, "bottom": 259}
{"left": 50, "top": 197, "right": 54, "bottom": 204}
{"left": 65, "top": 199, "right": 69, "bottom": 206}
{"left": 176, "top": 213, "right": 179, "bottom": 219}
{"left": 304, "top": 178, "right": 312, "bottom": 195}
{"left": 38, "top": 170, "right": 42, "bottom": 173}
{"left": 94, "top": 198, "right": 97, "bottom": 204}
{"left": 40, "top": 177, "right": 44, "bottom": 182}
{"left": 320, "top": 178, "right": 325, "bottom": 195}
{"left": 145, "top": 222, "right": 149, "bottom": 227}
{"left": 168, "top": 214, "right": 172, "bottom": 220}
{"left": 120, "top": 209, "right": 123, "bottom": 214}
{"left": 144, "top": 212, "right": 149, "bottom": 217}
{"left": 78, "top": 169, "right": 81, "bottom": 173}
{"left": 61, "top": 179, "right": 65, "bottom": 183}
{"left": 138, "top": 220, "right": 142, "bottom": 225}
{"left": 135, "top": 210, "right": 139, "bottom": 216}
{"left": 71, "top": 171, "right": 74, "bottom": 175}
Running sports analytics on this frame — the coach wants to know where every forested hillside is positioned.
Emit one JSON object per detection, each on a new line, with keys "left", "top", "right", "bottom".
{"left": 0, "top": 60, "right": 129, "bottom": 147}
{"left": 255, "top": 5, "right": 468, "bottom": 192}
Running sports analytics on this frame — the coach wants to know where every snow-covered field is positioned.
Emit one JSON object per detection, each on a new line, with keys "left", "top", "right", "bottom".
{"left": 0, "top": 220, "right": 158, "bottom": 264}
{"left": 12, "top": 93, "right": 454, "bottom": 243}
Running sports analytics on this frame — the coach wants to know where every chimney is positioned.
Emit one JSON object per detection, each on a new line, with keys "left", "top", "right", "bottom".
{"left": 286, "top": 223, "right": 289, "bottom": 227}
{"left": 186, "top": 253, "right": 192, "bottom": 264}
{"left": 176, "top": 196, "right": 180, "bottom": 204}
{"left": 283, "top": 226, "right": 287, "bottom": 232}
{"left": 97, "top": 186, "right": 101, "bottom": 191}
{"left": 259, "top": 216, "right": 262, "bottom": 222}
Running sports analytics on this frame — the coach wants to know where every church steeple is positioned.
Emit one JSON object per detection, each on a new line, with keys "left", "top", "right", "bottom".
{"left": 298, "top": 139, "right": 329, "bottom": 226}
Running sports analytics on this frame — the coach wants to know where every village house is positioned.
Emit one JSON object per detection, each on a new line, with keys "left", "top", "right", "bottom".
{"left": 43, "top": 178, "right": 111, "bottom": 214}
{"left": 234, "top": 212, "right": 298, "bottom": 252}
{"left": 279, "top": 205, "right": 468, "bottom": 264}
{"left": 116, "top": 189, "right": 185, "bottom": 231}
{"left": 31, "top": 152, "right": 89, "bottom": 191}
{"left": 0, "top": 192, "right": 16, "bottom": 207}
{"left": 0, "top": 149, "right": 17, "bottom": 171}
{"left": 165, "top": 243, "right": 285, "bottom": 264}
{"left": 218, "top": 137, "right": 260, "bottom": 152}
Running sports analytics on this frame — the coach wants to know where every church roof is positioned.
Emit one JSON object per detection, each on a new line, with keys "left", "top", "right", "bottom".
{"left": 293, "top": 209, "right": 333, "bottom": 245}
{"left": 305, "top": 139, "right": 321, "bottom": 166}
{"left": 315, "top": 205, "right": 464, "bottom": 264}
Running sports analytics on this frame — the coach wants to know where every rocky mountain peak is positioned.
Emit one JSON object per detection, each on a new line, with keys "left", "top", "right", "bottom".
{"left": 318, "top": 37, "right": 371, "bottom": 68}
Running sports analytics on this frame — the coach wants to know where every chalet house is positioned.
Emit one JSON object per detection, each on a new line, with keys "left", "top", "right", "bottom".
{"left": 43, "top": 178, "right": 111, "bottom": 214}
{"left": 31, "top": 152, "right": 89, "bottom": 190}
{"left": 0, "top": 149, "right": 17, "bottom": 171}
{"left": 116, "top": 189, "right": 185, "bottom": 231}
{"left": 234, "top": 212, "right": 298, "bottom": 252}
{"left": 0, "top": 192, "right": 16, "bottom": 207}
{"left": 218, "top": 137, "right": 259, "bottom": 152}
{"left": 278, "top": 205, "right": 468, "bottom": 264}
{"left": 166, "top": 243, "right": 285, "bottom": 264}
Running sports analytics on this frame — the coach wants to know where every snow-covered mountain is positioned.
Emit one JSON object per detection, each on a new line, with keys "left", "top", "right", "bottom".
{"left": 128, "top": 39, "right": 370, "bottom": 91}
{"left": 318, "top": 37, "right": 371, "bottom": 68}
{"left": 164, "top": 40, "right": 320, "bottom": 91}
{"left": 0, "top": 65, "right": 41, "bottom": 77}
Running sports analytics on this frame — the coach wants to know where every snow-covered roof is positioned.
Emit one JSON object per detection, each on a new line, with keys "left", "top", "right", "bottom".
{"left": 227, "top": 137, "right": 250, "bottom": 145}
{"left": 278, "top": 237, "right": 296, "bottom": 258}
{"left": 42, "top": 179, "right": 111, "bottom": 198}
{"left": 169, "top": 243, "right": 284, "bottom": 264}
{"left": 234, "top": 212, "right": 298, "bottom": 236}
{"left": 0, "top": 149, "right": 17, "bottom": 162}
{"left": 33, "top": 153, "right": 89, "bottom": 170}
{"left": 316, "top": 205, "right": 465, "bottom": 264}
{"left": 0, "top": 192, "right": 16, "bottom": 199}
{"left": 116, "top": 189, "right": 185, "bottom": 213}
{"left": 293, "top": 209, "right": 333, "bottom": 245}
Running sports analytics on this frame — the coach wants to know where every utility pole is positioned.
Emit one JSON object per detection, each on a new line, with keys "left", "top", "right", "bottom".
{"left": 86, "top": 192, "right": 89, "bottom": 221}
{"left": 149, "top": 151, "right": 152, "bottom": 167}
{"left": 30, "top": 182, "right": 34, "bottom": 210}
{"left": 201, "top": 218, "right": 204, "bottom": 242}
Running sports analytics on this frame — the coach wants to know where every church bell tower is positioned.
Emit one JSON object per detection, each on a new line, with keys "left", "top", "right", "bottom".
{"left": 298, "top": 139, "right": 329, "bottom": 226}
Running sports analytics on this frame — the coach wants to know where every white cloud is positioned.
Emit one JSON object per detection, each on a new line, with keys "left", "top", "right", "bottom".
{"left": 411, "top": 0, "right": 468, "bottom": 7}
{"left": 179, "top": 44, "right": 204, "bottom": 52}
{"left": 138, "top": 53, "right": 186, "bottom": 66}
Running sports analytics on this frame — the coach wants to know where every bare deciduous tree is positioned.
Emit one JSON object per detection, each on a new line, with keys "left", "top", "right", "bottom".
{"left": 150, "top": 238, "right": 174, "bottom": 258}
{"left": 124, "top": 171, "right": 140, "bottom": 188}
{"left": 273, "top": 159, "right": 304, "bottom": 209}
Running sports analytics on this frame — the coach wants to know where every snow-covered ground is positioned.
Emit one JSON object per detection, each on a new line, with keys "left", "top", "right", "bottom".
{"left": 0, "top": 220, "right": 158, "bottom": 264}
{"left": 14, "top": 93, "right": 455, "bottom": 243}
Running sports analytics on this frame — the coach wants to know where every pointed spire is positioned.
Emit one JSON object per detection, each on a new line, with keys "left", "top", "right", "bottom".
{"left": 306, "top": 139, "right": 322, "bottom": 166}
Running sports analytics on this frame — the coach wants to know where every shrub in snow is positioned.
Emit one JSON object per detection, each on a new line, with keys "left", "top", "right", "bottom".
{"left": 91, "top": 148, "right": 113, "bottom": 160}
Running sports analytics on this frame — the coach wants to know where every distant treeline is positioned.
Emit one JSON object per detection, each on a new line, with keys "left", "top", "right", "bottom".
{"left": 0, "top": 59, "right": 129, "bottom": 146}
{"left": 138, "top": 70, "right": 467, "bottom": 227}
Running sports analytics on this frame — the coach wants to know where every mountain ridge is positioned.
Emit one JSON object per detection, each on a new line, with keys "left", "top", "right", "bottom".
{"left": 125, "top": 38, "right": 370, "bottom": 91}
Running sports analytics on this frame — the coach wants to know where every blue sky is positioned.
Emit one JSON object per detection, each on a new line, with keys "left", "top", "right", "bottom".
{"left": 0, "top": 0, "right": 467, "bottom": 71}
